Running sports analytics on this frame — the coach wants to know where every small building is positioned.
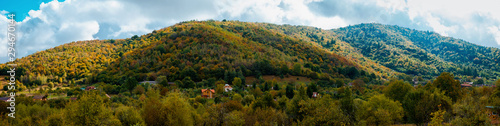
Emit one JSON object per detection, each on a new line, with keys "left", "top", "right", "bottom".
{"left": 70, "top": 97, "right": 78, "bottom": 101}
{"left": 105, "top": 94, "right": 111, "bottom": 99}
{"left": 86, "top": 86, "right": 96, "bottom": 90}
{"left": 461, "top": 84, "right": 473, "bottom": 88}
{"left": 0, "top": 97, "right": 10, "bottom": 102}
{"left": 312, "top": 92, "right": 319, "bottom": 98}
{"left": 486, "top": 106, "right": 500, "bottom": 125}
{"left": 224, "top": 84, "right": 233, "bottom": 92}
{"left": 139, "top": 81, "right": 158, "bottom": 85}
{"left": 201, "top": 89, "right": 215, "bottom": 98}
{"left": 33, "top": 95, "right": 47, "bottom": 101}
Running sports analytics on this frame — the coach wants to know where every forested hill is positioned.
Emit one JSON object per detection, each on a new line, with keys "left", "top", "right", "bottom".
{"left": 1, "top": 20, "right": 499, "bottom": 87}
{"left": 331, "top": 23, "right": 500, "bottom": 78}
{"left": 1, "top": 20, "right": 378, "bottom": 88}
{"left": 95, "top": 21, "right": 372, "bottom": 85}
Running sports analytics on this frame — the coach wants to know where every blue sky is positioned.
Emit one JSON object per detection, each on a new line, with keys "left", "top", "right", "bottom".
{"left": 0, "top": 0, "right": 60, "bottom": 22}
{"left": 0, "top": 0, "right": 500, "bottom": 63}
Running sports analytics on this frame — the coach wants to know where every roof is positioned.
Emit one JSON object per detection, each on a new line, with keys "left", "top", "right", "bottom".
{"left": 224, "top": 84, "right": 233, "bottom": 89}
{"left": 139, "top": 81, "right": 158, "bottom": 85}
{"left": 461, "top": 84, "right": 472, "bottom": 87}
{"left": 486, "top": 106, "right": 500, "bottom": 109}
{"left": 33, "top": 95, "right": 46, "bottom": 99}
{"left": 202, "top": 89, "right": 215, "bottom": 93}
{"left": 86, "top": 86, "right": 96, "bottom": 90}
{"left": 0, "top": 97, "right": 10, "bottom": 102}
{"left": 312, "top": 92, "right": 319, "bottom": 97}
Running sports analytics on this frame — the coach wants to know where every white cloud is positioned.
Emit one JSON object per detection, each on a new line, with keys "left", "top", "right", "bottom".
{"left": 1, "top": 0, "right": 500, "bottom": 63}
{"left": 0, "top": 14, "right": 9, "bottom": 58}
{"left": 489, "top": 26, "right": 500, "bottom": 45}
{"left": 424, "top": 14, "right": 457, "bottom": 36}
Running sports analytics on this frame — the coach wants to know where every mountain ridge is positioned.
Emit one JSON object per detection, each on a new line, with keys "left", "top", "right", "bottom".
{"left": 2, "top": 20, "right": 499, "bottom": 86}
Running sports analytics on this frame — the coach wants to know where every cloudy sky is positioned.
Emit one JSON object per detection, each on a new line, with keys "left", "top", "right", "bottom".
{"left": 1, "top": 0, "right": 500, "bottom": 63}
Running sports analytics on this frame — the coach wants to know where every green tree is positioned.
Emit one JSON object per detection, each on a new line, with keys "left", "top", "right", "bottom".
{"left": 280, "top": 63, "right": 289, "bottom": 76}
{"left": 449, "top": 94, "right": 490, "bottom": 125}
{"left": 232, "top": 93, "right": 243, "bottom": 103}
{"left": 216, "top": 83, "right": 225, "bottom": 94}
{"left": 428, "top": 108, "right": 446, "bottom": 126}
{"left": 156, "top": 75, "right": 168, "bottom": 87}
{"left": 124, "top": 77, "right": 138, "bottom": 94}
{"left": 242, "top": 94, "right": 255, "bottom": 105}
{"left": 142, "top": 92, "right": 194, "bottom": 126}
{"left": 65, "top": 91, "right": 121, "bottom": 126}
{"left": 384, "top": 79, "right": 413, "bottom": 102}
{"left": 293, "top": 63, "right": 302, "bottom": 75}
{"left": 433, "top": 72, "right": 462, "bottom": 101}
{"left": 475, "top": 78, "right": 485, "bottom": 85}
{"left": 300, "top": 95, "right": 349, "bottom": 125}
{"left": 224, "top": 111, "right": 245, "bottom": 126}
{"left": 251, "top": 92, "right": 277, "bottom": 109}
{"left": 182, "top": 77, "right": 195, "bottom": 88}
{"left": 115, "top": 105, "right": 144, "bottom": 126}
{"left": 357, "top": 94, "right": 404, "bottom": 125}
{"left": 340, "top": 87, "right": 356, "bottom": 123}
{"left": 232, "top": 77, "right": 242, "bottom": 88}
{"left": 335, "top": 78, "right": 345, "bottom": 88}
{"left": 403, "top": 88, "right": 452, "bottom": 125}
{"left": 492, "top": 79, "right": 500, "bottom": 97}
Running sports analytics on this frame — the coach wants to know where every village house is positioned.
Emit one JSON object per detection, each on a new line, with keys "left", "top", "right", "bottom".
{"left": 85, "top": 86, "right": 96, "bottom": 91}
{"left": 312, "top": 92, "right": 319, "bottom": 98}
{"left": 461, "top": 83, "right": 473, "bottom": 88}
{"left": 224, "top": 84, "right": 233, "bottom": 92}
{"left": 0, "top": 97, "right": 9, "bottom": 102}
{"left": 201, "top": 89, "right": 215, "bottom": 98}
{"left": 33, "top": 95, "right": 47, "bottom": 101}
{"left": 139, "top": 81, "right": 157, "bottom": 85}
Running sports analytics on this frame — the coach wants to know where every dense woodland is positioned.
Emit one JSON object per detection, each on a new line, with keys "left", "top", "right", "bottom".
{"left": 0, "top": 20, "right": 500, "bottom": 125}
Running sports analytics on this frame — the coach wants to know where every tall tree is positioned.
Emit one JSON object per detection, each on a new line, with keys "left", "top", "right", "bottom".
{"left": 384, "top": 79, "right": 413, "bottom": 102}
{"left": 65, "top": 91, "right": 121, "bottom": 126}
{"left": 433, "top": 72, "right": 462, "bottom": 101}
{"left": 125, "top": 77, "right": 138, "bottom": 94}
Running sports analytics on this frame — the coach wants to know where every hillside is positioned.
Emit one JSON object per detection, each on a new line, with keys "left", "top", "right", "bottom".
{"left": 332, "top": 23, "right": 500, "bottom": 79}
{"left": 96, "top": 21, "right": 373, "bottom": 86}
{"left": 1, "top": 20, "right": 499, "bottom": 88}
{"left": 1, "top": 20, "right": 379, "bottom": 89}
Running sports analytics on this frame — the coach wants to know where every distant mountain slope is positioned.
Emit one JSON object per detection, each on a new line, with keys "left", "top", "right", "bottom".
{"left": 254, "top": 23, "right": 402, "bottom": 78}
{"left": 332, "top": 23, "right": 500, "bottom": 78}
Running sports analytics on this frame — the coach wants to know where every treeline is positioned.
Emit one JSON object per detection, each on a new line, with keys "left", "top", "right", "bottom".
{"left": 1, "top": 72, "right": 499, "bottom": 125}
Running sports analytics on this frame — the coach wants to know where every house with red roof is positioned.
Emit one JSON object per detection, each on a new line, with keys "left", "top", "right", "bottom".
{"left": 201, "top": 89, "right": 215, "bottom": 98}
